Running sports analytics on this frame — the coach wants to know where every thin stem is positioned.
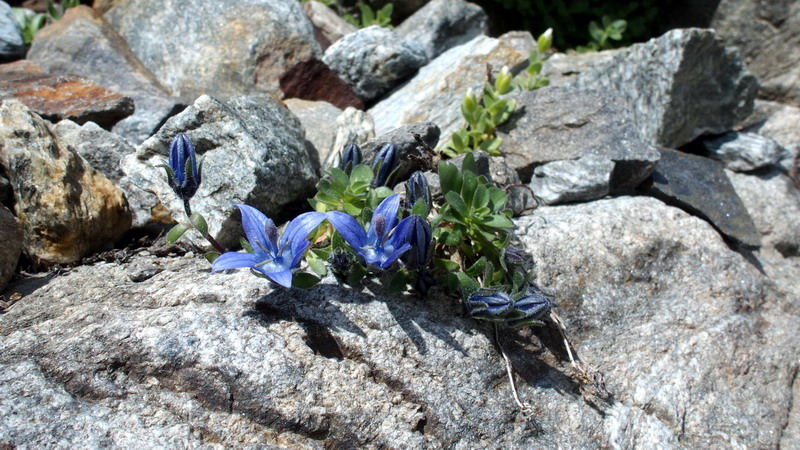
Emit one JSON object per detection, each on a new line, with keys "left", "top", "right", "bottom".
{"left": 494, "top": 323, "right": 533, "bottom": 417}
{"left": 182, "top": 197, "right": 192, "bottom": 218}
{"left": 204, "top": 233, "right": 226, "bottom": 254}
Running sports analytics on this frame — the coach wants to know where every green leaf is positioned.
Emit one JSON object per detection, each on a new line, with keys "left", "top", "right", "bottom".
{"left": 307, "top": 254, "right": 328, "bottom": 276}
{"left": 342, "top": 202, "right": 362, "bottom": 217}
{"left": 189, "top": 213, "right": 209, "bottom": 236}
{"left": 589, "top": 20, "right": 604, "bottom": 43}
{"left": 388, "top": 270, "right": 408, "bottom": 294}
{"left": 346, "top": 263, "right": 368, "bottom": 285}
{"left": 47, "top": 0, "right": 61, "bottom": 20}
{"left": 350, "top": 164, "right": 373, "bottom": 184}
{"left": 442, "top": 228, "right": 464, "bottom": 246}
{"left": 239, "top": 237, "right": 254, "bottom": 253}
{"left": 465, "top": 256, "right": 487, "bottom": 277}
{"left": 328, "top": 167, "right": 350, "bottom": 191}
{"left": 411, "top": 199, "right": 428, "bottom": 217}
{"left": 445, "top": 192, "right": 468, "bottom": 218}
{"left": 204, "top": 251, "right": 221, "bottom": 264}
{"left": 460, "top": 170, "right": 478, "bottom": 209}
{"left": 438, "top": 161, "right": 461, "bottom": 196}
{"left": 472, "top": 184, "right": 489, "bottom": 210}
{"left": 166, "top": 223, "right": 191, "bottom": 244}
{"left": 434, "top": 258, "right": 460, "bottom": 271}
{"left": 488, "top": 186, "right": 507, "bottom": 210}
{"left": 293, "top": 273, "right": 321, "bottom": 289}
{"left": 481, "top": 214, "right": 515, "bottom": 230}
{"left": 455, "top": 271, "right": 480, "bottom": 297}
{"left": 359, "top": 2, "right": 374, "bottom": 25}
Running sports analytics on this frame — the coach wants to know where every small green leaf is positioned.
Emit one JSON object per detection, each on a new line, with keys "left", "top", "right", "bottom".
{"left": 204, "top": 251, "right": 221, "bottom": 264}
{"left": 166, "top": 223, "right": 191, "bottom": 244}
{"left": 307, "top": 255, "right": 328, "bottom": 276}
{"left": 342, "top": 202, "right": 361, "bottom": 217}
{"left": 293, "top": 273, "right": 321, "bottom": 289}
{"left": 189, "top": 213, "right": 209, "bottom": 236}
{"left": 481, "top": 214, "right": 515, "bottom": 230}
{"left": 350, "top": 164, "right": 373, "bottom": 184}
{"left": 455, "top": 271, "right": 480, "bottom": 297}
{"left": 240, "top": 237, "right": 254, "bottom": 253}
{"left": 460, "top": 170, "right": 478, "bottom": 209}
{"left": 329, "top": 167, "right": 350, "bottom": 191}
{"left": 488, "top": 187, "right": 507, "bottom": 210}
{"left": 411, "top": 199, "right": 428, "bottom": 217}
{"left": 472, "top": 184, "right": 489, "bottom": 210}
{"left": 434, "top": 258, "right": 460, "bottom": 271}
{"left": 445, "top": 192, "right": 468, "bottom": 217}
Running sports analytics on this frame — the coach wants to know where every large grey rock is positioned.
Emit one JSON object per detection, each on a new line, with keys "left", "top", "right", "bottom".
{"left": 325, "top": 107, "right": 376, "bottom": 170}
{"left": 395, "top": 0, "right": 488, "bottom": 63}
{"left": 0, "top": 1, "right": 24, "bottom": 60}
{"left": 322, "top": 26, "right": 426, "bottom": 102}
{"left": 284, "top": 98, "right": 342, "bottom": 170}
{"left": 121, "top": 95, "right": 318, "bottom": 245}
{"left": 728, "top": 168, "right": 800, "bottom": 256}
{"left": 572, "top": 28, "right": 758, "bottom": 149}
{"left": 645, "top": 148, "right": 760, "bottom": 248}
{"left": 541, "top": 50, "right": 620, "bottom": 87}
{"left": 370, "top": 34, "right": 529, "bottom": 144}
{"left": 701, "top": 131, "right": 786, "bottom": 172}
{"left": 361, "top": 121, "right": 440, "bottom": 183}
{"left": 104, "top": 0, "right": 321, "bottom": 100}
{"left": 530, "top": 155, "right": 615, "bottom": 205}
{"left": 0, "top": 205, "right": 21, "bottom": 292}
{"left": 497, "top": 87, "right": 660, "bottom": 187}
{"left": 0, "top": 195, "right": 797, "bottom": 447}
{"left": 744, "top": 100, "right": 800, "bottom": 174}
{"left": 27, "top": 6, "right": 183, "bottom": 145}
{"left": 0, "top": 101, "right": 131, "bottom": 264}
{"left": 301, "top": 0, "right": 356, "bottom": 49}
{"left": 51, "top": 120, "right": 135, "bottom": 182}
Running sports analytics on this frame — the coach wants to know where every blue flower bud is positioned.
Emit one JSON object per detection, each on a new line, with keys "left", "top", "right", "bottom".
{"left": 401, "top": 215, "right": 432, "bottom": 268}
{"left": 405, "top": 171, "right": 431, "bottom": 215}
{"left": 166, "top": 133, "right": 201, "bottom": 202}
{"left": 339, "top": 142, "right": 362, "bottom": 175}
{"left": 466, "top": 288, "right": 515, "bottom": 319}
{"left": 513, "top": 284, "right": 552, "bottom": 321}
{"left": 371, "top": 143, "right": 398, "bottom": 187}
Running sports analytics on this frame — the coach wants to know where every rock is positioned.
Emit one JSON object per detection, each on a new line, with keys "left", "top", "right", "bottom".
{"left": 121, "top": 95, "right": 318, "bottom": 248}
{"left": 27, "top": 6, "right": 184, "bottom": 145}
{"left": 322, "top": 25, "right": 426, "bottom": 102}
{"left": 301, "top": 0, "right": 356, "bottom": 50}
{"left": 644, "top": 148, "right": 760, "bottom": 248}
{"left": 104, "top": 0, "right": 321, "bottom": 100}
{"left": 395, "top": 0, "right": 488, "bottom": 63}
{"left": 0, "top": 195, "right": 797, "bottom": 447}
{"left": 51, "top": 119, "right": 133, "bottom": 182}
{"left": 284, "top": 98, "right": 342, "bottom": 170}
{"left": 727, "top": 168, "right": 800, "bottom": 256}
{"left": 498, "top": 87, "right": 660, "bottom": 188}
{"left": 0, "top": 1, "right": 25, "bottom": 60}
{"left": 0, "top": 205, "right": 21, "bottom": 292}
{"left": 701, "top": 131, "right": 786, "bottom": 172}
{"left": 0, "top": 60, "right": 134, "bottom": 128}
{"left": 325, "top": 107, "right": 376, "bottom": 170}
{"left": 370, "top": 34, "right": 529, "bottom": 143}
{"left": 542, "top": 50, "right": 620, "bottom": 87}
{"left": 498, "top": 30, "right": 535, "bottom": 55}
{"left": 710, "top": 0, "right": 800, "bottom": 106}
{"left": 0, "top": 101, "right": 131, "bottom": 264}
{"left": 744, "top": 100, "right": 800, "bottom": 174}
{"left": 361, "top": 121, "right": 440, "bottom": 182}
{"left": 572, "top": 28, "right": 758, "bottom": 149}
{"left": 530, "top": 155, "right": 615, "bottom": 205}
{"left": 0, "top": 172, "right": 10, "bottom": 205}
{"left": 279, "top": 58, "right": 364, "bottom": 110}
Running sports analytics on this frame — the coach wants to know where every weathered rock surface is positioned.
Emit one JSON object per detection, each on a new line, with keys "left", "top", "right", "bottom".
{"left": 27, "top": 6, "right": 183, "bottom": 145}
{"left": 325, "top": 107, "right": 375, "bottom": 170}
{"left": 0, "top": 173, "right": 10, "bottom": 205}
{"left": 322, "top": 26, "right": 426, "bottom": 102}
{"left": 104, "top": 0, "right": 321, "bottom": 100}
{"left": 0, "top": 1, "right": 24, "bottom": 60}
{"left": 0, "top": 60, "right": 134, "bottom": 128}
{"left": 498, "top": 87, "right": 660, "bottom": 187}
{"left": 644, "top": 148, "right": 760, "bottom": 247}
{"left": 701, "top": 131, "right": 786, "bottom": 172}
{"left": 395, "top": 0, "right": 488, "bottom": 63}
{"left": 530, "top": 155, "right": 615, "bottom": 205}
{"left": 122, "top": 95, "right": 318, "bottom": 246}
{"left": 572, "top": 28, "right": 758, "bottom": 148}
{"left": 542, "top": 49, "right": 620, "bottom": 87}
{"left": 279, "top": 58, "right": 364, "bottom": 110}
{"left": 301, "top": 0, "right": 356, "bottom": 50}
{"left": 284, "top": 98, "right": 342, "bottom": 169}
{"left": 0, "top": 101, "right": 131, "bottom": 264}
{"left": 0, "top": 196, "right": 797, "bottom": 447}
{"left": 728, "top": 168, "right": 800, "bottom": 256}
{"left": 362, "top": 121, "right": 440, "bottom": 183}
{"left": 744, "top": 100, "right": 800, "bottom": 174}
{"left": 51, "top": 120, "right": 134, "bottom": 182}
{"left": 370, "top": 34, "right": 529, "bottom": 143}
{"left": 0, "top": 204, "right": 21, "bottom": 292}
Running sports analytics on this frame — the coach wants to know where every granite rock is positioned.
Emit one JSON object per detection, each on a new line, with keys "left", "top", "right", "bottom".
{"left": 0, "top": 60, "right": 134, "bottom": 128}
{"left": 0, "top": 172, "right": 10, "bottom": 205}
{"left": 498, "top": 87, "right": 660, "bottom": 187}
{"left": 395, "top": 0, "right": 488, "bottom": 63}
{"left": 0, "top": 205, "right": 21, "bottom": 292}
{"left": 644, "top": 148, "right": 760, "bottom": 247}
{"left": 27, "top": 6, "right": 183, "bottom": 145}
{"left": 362, "top": 121, "right": 440, "bottom": 183}
{"left": 104, "top": 0, "right": 321, "bottom": 100}
{"left": 370, "top": 34, "right": 529, "bottom": 144}
{"left": 0, "top": 1, "right": 24, "bottom": 60}
{"left": 284, "top": 98, "right": 342, "bottom": 170}
{"left": 530, "top": 155, "right": 615, "bottom": 205}
{"left": 572, "top": 28, "right": 758, "bottom": 148}
{"left": 122, "top": 95, "right": 318, "bottom": 247}
{"left": 744, "top": 100, "right": 800, "bottom": 175}
{"left": 701, "top": 131, "right": 786, "bottom": 172}
{"left": 0, "top": 101, "right": 131, "bottom": 264}
{"left": 322, "top": 25, "right": 426, "bottom": 102}
{"left": 301, "top": 0, "right": 356, "bottom": 50}
{"left": 325, "top": 107, "right": 376, "bottom": 170}
{"left": 279, "top": 58, "right": 364, "bottom": 110}
{"left": 51, "top": 120, "right": 134, "bottom": 182}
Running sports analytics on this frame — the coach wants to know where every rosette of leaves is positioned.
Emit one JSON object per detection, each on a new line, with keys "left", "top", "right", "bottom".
{"left": 309, "top": 164, "right": 392, "bottom": 217}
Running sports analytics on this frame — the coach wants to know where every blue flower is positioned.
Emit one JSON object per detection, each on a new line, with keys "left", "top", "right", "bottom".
{"left": 212, "top": 205, "right": 325, "bottom": 288}
{"left": 165, "top": 133, "right": 201, "bottom": 201}
{"left": 401, "top": 215, "right": 431, "bottom": 268}
{"left": 326, "top": 194, "right": 413, "bottom": 269}
{"left": 371, "top": 143, "right": 398, "bottom": 187}
{"left": 465, "top": 288, "right": 515, "bottom": 319}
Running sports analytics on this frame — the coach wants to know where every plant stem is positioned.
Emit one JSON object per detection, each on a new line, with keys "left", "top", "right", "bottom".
{"left": 204, "top": 233, "right": 226, "bottom": 254}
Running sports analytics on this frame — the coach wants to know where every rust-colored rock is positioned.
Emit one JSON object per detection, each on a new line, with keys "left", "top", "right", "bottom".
{"left": 0, "top": 60, "right": 134, "bottom": 128}
{"left": 280, "top": 58, "right": 364, "bottom": 110}
{"left": 0, "top": 100, "right": 131, "bottom": 264}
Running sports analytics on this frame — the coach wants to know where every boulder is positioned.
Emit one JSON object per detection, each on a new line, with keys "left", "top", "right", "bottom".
{"left": 744, "top": 100, "right": 800, "bottom": 174}
{"left": 530, "top": 155, "right": 615, "bottom": 205}
{"left": 51, "top": 120, "right": 135, "bottom": 182}
{"left": 103, "top": 0, "right": 321, "bottom": 100}
{"left": 395, "top": 0, "right": 488, "bottom": 63}
{"left": 121, "top": 95, "right": 318, "bottom": 247}
{"left": 27, "top": 6, "right": 183, "bottom": 145}
{"left": 497, "top": 87, "right": 660, "bottom": 187}
{"left": 361, "top": 121, "right": 440, "bottom": 183}
{"left": 572, "top": 28, "right": 758, "bottom": 148}
{"left": 301, "top": 0, "right": 356, "bottom": 50}
{"left": 700, "top": 131, "right": 786, "bottom": 172}
{"left": 370, "top": 34, "right": 529, "bottom": 144}
{"left": 0, "top": 1, "right": 24, "bottom": 60}
{"left": 643, "top": 148, "right": 760, "bottom": 248}
{"left": 322, "top": 25, "right": 426, "bottom": 102}
{"left": 325, "top": 107, "right": 376, "bottom": 170}
{"left": 0, "top": 204, "right": 21, "bottom": 292}
{"left": 0, "top": 196, "right": 796, "bottom": 447}
{"left": 284, "top": 98, "right": 342, "bottom": 170}
{"left": 0, "top": 60, "right": 134, "bottom": 128}
{"left": 0, "top": 101, "right": 131, "bottom": 264}
{"left": 279, "top": 58, "right": 364, "bottom": 110}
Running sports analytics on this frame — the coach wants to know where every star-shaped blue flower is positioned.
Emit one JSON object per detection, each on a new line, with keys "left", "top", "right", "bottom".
{"left": 326, "top": 194, "right": 414, "bottom": 269}
{"left": 211, "top": 205, "right": 325, "bottom": 287}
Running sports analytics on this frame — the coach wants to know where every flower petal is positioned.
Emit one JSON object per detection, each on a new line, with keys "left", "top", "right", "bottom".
{"left": 368, "top": 194, "right": 400, "bottom": 243}
{"left": 236, "top": 204, "right": 277, "bottom": 255}
{"left": 379, "top": 243, "right": 412, "bottom": 269}
{"left": 326, "top": 211, "right": 367, "bottom": 249}
{"left": 385, "top": 215, "right": 414, "bottom": 250}
{"left": 211, "top": 251, "right": 261, "bottom": 272}
{"left": 262, "top": 268, "right": 293, "bottom": 288}
{"left": 281, "top": 211, "right": 326, "bottom": 249}
{"left": 289, "top": 239, "right": 311, "bottom": 270}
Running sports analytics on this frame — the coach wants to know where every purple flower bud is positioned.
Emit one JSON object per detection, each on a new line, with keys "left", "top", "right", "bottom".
{"left": 371, "top": 143, "right": 398, "bottom": 187}
{"left": 405, "top": 171, "right": 431, "bottom": 215}
{"left": 166, "top": 133, "right": 201, "bottom": 202}
{"left": 340, "top": 142, "right": 362, "bottom": 175}
{"left": 466, "top": 288, "right": 515, "bottom": 319}
{"left": 401, "top": 215, "right": 431, "bottom": 268}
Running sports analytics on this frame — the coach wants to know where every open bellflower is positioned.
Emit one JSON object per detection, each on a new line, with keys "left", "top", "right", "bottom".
{"left": 165, "top": 133, "right": 201, "bottom": 202}
{"left": 211, "top": 205, "right": 325, "bottom": 288}
{"left": 326, "top": 193, "right": 414, "bottom": 269}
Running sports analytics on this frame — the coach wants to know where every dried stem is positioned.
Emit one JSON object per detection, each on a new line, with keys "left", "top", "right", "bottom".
{"left": 494, "top": 323, "right": 534, "bottom": 417}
